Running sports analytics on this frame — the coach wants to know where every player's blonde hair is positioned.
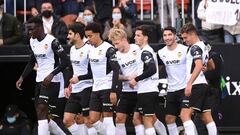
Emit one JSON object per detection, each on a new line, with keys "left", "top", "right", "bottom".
{"left": 108, "top": 28, "right": 127, "bottom": 41}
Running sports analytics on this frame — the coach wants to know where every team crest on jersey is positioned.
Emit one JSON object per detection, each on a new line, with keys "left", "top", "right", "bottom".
{"left": 80, "top": 52, "right": 83, "bottom": 57}
{"left": 177, "top": 52, "right": 182, "bottom": 58}
{"left": 44, "top": 44, "right": 48, "bottom": 50}
{"left": 132, "top": 50, "right": 137, "bottom": 57}
{"left": 98, "top": 50, "right": 103, "bottom": 55}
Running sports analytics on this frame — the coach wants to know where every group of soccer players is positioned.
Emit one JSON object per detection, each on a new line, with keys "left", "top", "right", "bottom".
{"left": 15, "top": 15, "right": 217, "bottom": 135}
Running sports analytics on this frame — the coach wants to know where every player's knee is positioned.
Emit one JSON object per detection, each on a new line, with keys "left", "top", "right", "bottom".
{"left": 115, "top": 115, "right": 126, "bottom": 123}
{"left": 165, "top": 115, "right": 176, "bottom": 124}
{"left": 63, "top": 117, "right": 74, "bottom": 127}
{"left": 201, "top": 112, "right": 213, "bottom": 124}
{"left": 36, "top": 104, "right": 48, "bottom": 119}
{"left": 132, "top": 116, "right": 142, "bottom": 126}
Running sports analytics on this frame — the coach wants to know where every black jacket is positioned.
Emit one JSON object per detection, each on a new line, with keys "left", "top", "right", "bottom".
{"left": 50, "top": 15, "right": 68, "bottom": 44}
{"left": 1, "top": 13, "right": 21, "bottom": 45}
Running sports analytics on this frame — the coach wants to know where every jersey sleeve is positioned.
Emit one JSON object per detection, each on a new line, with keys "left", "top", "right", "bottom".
{"left": 135, "top": 50, "right": 156, "bottom": 82}
{"left": 106, "top": 47, "right": 120, "bottom": 92}
{"left": 190, "top": 45, "right": 203, "bottom": 61}
{"left": 51, "top": 39, "right": 71, "bottom": 76}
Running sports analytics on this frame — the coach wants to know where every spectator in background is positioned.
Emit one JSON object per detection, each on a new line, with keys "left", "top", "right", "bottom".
{"left": 157, "top": 0, "right": 179, "bottom": 28}
{"left": 76, "top": 6, "right": 97, "bottom": 26}
{"left": 30, "top": 0, "right": 61, "bottom": 17}
{"left": 118, "top": 0, "right": 137, "bottom": 28}
{"left": 59, "top": 0, "right": 84, "bottom": 17}
{"left": 0, "top": 104, "right": 31, "bottom": 135}
{"left": 40, "top": 1, "right": 68, "bottom": 44}
{"left": 93, "top": 0, "right": 112, "bottom": 27}
{"left": 197, "top": 0, "right": 223, "bottom": 43}
{"left": 102, "top": 6, "right": 132, "bottom": 40}
{"left": 224, "top": 21, "right": 240, "bottom": 44}
{"left": 0, "top": 0, "right": 21, "bottom": 46}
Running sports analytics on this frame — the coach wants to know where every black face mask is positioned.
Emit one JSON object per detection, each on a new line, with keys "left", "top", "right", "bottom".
{"left": 42, "top": 10, "right": 53, "bottom": 18}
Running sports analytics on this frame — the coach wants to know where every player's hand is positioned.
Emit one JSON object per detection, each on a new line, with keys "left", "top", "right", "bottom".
{"left": 185, "top": 83, "right": 192, "bottom": 97}
{"left": 16, "top": 77, "right": 23, "bottom": 90}
{"left": 129, "top": 78, "right": 137, "bottom": 89}
{"left": 202, "top": 65, "right": 208, "bottom": 72}
{"left": 64, "top": 87, "right": 71, "bottom": 98}
{"left": 110, "top": 92, "right": 117, "bottom": 105}
{"left": 42, "top": 74, "right": 54, "bottom": 88}
{"left": 69, "top": 76, "right": 79, "bottom": 84}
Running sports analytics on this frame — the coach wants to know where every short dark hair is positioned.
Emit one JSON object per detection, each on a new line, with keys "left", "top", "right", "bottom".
{"left": 84, "top": 6, "right": 95, "bottom": 15}
{"left": 68, "top": 22, "right": 85, "bottom": 39}
{"left": 41, "top": 0, "right": 54, "bottom": 6}
{"left": 0, "top": 0, "right": 3, "bottom": 5}
{"left": 27, "top": 16, "right": 43, "bottom": 26}
{"left": 163, "top": 26, "right": 176, "bottom": 35}
{"left": 136, "top": 25, "right": 151, "bottom": 37}
{"left": 180, "top": 23, "right": 197, "bottom": 34}
{"left": 85, "top": 22, "right": 102, "bottom": 34}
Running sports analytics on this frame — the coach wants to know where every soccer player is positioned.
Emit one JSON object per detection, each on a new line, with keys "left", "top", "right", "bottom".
{"left": 108, "top": 28, "right": 140, "bottom": 135}
{"left": 85, "top": 22, "right": 119, "bottom": 135}
{"left": 15, "top": 16, "right": 70, "bottom": 135}
{"left": 157, "top": 26, "right": 188, "bottom": 135}
{"left": 63, "top": 22, "right": 97, "bottom": 135}
{"left": 129, "top": 25, "right": 163, "bottom": 135}
{"left": 180, "top": 23, "right": 217, "bottom": 135}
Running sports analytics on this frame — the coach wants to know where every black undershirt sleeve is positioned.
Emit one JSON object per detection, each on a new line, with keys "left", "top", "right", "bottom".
{"left": 62, "top": 64, "right": 73, "bottom": 88}
{"left": 78, "top": 62, "right": 93, "bottom": 81}
{"left": 106, "top": 47, "right": 120, "bottom": 92}
{"left": 135, "top": 50, "right": 156, "bottom": 82}
{"left": 50, "top": 39, "right": 71, "bottom": 76}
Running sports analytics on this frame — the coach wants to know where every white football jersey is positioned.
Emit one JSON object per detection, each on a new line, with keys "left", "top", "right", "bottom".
{"left": 70, "top": 44, "right": 93, "bottom": 93}
{"left": 30, "top": 34, "right": 61, "bottom": 82}
{"left": 158, "top": 44, "right": 188, "bottom": 92}
{"left": 116, "top": 44, "right": 140, "bottom": 92}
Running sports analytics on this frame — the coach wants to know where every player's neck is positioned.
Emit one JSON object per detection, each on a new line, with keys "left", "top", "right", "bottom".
{"left": 167, "top": 42, "right": 177, "bottom": 50}
{"left": 37, "top": 34, "right": 47, "bottom": 42}
{"left": 122, "top": 43, "right": 130, "bottom": 53}
{"left": 95, "top": 39, "right": 103, "bottom": 47}
{"left": 75, "top": 40, "right": 84, "bottom": 49}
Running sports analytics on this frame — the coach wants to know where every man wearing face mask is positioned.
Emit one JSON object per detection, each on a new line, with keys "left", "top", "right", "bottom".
{"left": 0, "top": 104, "right": 31, "bottom": 135}
{"left": 0, "top": 0, "right": 21, "bottom": 46}
{"left": 40, "top": 1, "right": 68, "bottom": 44}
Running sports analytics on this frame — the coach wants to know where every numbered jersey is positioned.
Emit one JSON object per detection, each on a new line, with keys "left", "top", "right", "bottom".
{"left": 116, "top": 44, "right": 140, "bottom": 92}
{"left": 137, "top": 45, "right": 159, "bottom": 94}
{"left": 29, "top": 34, "right": 62, "bottom": 82}
{"left": 70, "top": 44, "right": 93, "bottom": 93}
{"left": 89, "top": 41, "right": 114, "bottom": 91}
{"left": 186, "top": 41, "right": 209, "bottom": 85}
{"left": 158, "top": 44, "right": 188, "bottom": 92}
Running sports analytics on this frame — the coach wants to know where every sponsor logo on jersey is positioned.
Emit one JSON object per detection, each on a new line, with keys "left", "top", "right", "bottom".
{"left": 90, "top": 59, "right": 99, "bottom": 62}
{"left": 71, "top": 60, "right": 80, "bottom": 65}
{"left": 35, "top": 54, "right": 47, "bottom": 59}
{"left": 166, "top": 60, "right": 180, "bottom": 65}
{"left": 121, "top": 59, "right": 136, "bottom": 68}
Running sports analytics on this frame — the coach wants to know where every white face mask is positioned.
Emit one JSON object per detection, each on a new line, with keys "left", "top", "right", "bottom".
{"left": 83, "top": 15, "right": 93, "bottom": 23}
{"left": 112, "top": 13, "right": 122, "bottom": 20}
